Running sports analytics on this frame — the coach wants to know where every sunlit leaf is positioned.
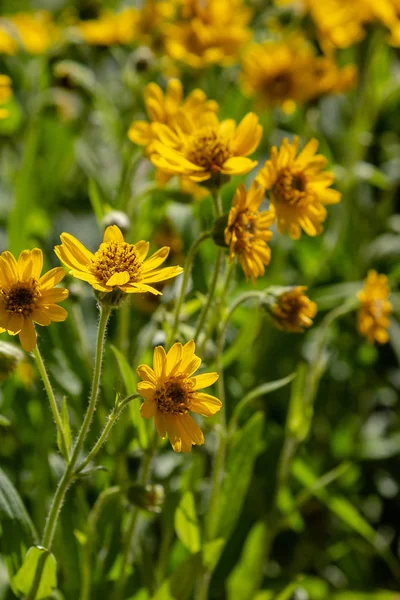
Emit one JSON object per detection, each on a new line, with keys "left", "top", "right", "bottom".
{"left": 174, "top": 491, "right": 201, "bottom": 553}
{"left": 13, "top": 546, "right": 57, "bottom": 599}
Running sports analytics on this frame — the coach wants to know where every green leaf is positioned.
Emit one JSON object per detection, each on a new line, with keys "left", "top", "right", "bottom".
{"left": 13, "top": 546, "right": 57, "bottom": 599}
{"left": 217, "top": 412, "right": 264, "bottom": 541}
{"left": 57, "top": 397, "right": 72, "bottom": 459}
{"left": 202, "top": 538, "right": 225, "bottom": 571}
{"left": 286, "top": 362, "right": 312, "bottom": 442}
{"left": 88, "top": 179, "right": 106, "bottom": 228}
{"left": 110, "top": 345, "right": 148, "bottom": 449}
{"left": 227, "top": 521, "right": 268, "bottom": 600}
{"left": 273, "top": 582, "right": 301, "bottom": 600}
{"left": 0, "top": 467, "right": 37, "bottom": 589}
{"left": 174, "top": 491, "right": 201, "bottom": 553}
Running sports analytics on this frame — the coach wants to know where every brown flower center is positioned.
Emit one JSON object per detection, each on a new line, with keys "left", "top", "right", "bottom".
{"left": 154, "top": 378, "right": 193, "bottom": 414}
{"left": 186, "top": 126, "right": 231, "bottom": 172}
{"left": 3, "top": 280, "right": 40, "bottom": 316}
{"left": 91, "top": 241, "right": 142, "bottom": 284}
{"left": 267, "top": 72, "right": 293, "bottom": 100}
{"left": 273, "top": 168, "right": 308, "bottom": 206}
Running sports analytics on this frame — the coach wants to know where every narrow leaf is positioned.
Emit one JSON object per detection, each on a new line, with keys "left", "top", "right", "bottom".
{"left": 175, "top": 491, "right": 201, "bottom": 553}
{"left": 227, "top": 521, "right": 268, "bottom": 600}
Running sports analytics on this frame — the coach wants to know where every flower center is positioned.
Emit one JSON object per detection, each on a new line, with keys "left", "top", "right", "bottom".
{"left": 154, "top": 378, "right": 193, "bottom": 414}
{"left": 267, "top": 72, "right": 293, "bottom": 99}
{"left": 186, "top": 126, "right": 231, "bottom": 172}
{"left": 91, "top": 241, "right": 142, "bottom": 284}
{"left": 3, "top": 280, "right": 39, "bottom": 316}
{"left": 273, "top": 167, "right": 308, "bottom": 206}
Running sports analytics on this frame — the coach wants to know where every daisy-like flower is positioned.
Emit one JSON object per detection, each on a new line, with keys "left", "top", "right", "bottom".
{"left": 224, "top": 183, "right": 274, "bottom": 282}
{"left": 1, "top": 11, "right": 59, "bottom": 55}
{"left": 270, "top": 286, "right": 317, "bottom": 332}
{"left": 128, "top": 79, "right": 218, "bottom": 156}
{"left": 357, "top": 270, "right": 392, "bottom": 344}
{"left": 0, "top": 249, "right": 68, "bottom": 352}
{"left": 74, "top": 8, "right": 137, "bottom": 47}
{"left": 151, "top": 112, "right": 262, "bottom": 185}
{"left": 256, "top": 137, "right": 341, "bottom": 240}
{"left": 54, "top": 225, "right": 183, "bottom": 301}
{"left": 137, "top": 340, "right": 221, "bottom": 452}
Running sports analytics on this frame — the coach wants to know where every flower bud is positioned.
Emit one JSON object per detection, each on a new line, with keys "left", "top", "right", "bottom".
{"left": 125, "top": 483, "right": 165, "bottom": 513}
{"left": 211, "top": 213, "right": 229, "bottom": 248}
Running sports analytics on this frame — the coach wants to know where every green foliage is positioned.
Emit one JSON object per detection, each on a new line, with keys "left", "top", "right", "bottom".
{"left": 13, "top": 546, "right": 57, "bottom": 599}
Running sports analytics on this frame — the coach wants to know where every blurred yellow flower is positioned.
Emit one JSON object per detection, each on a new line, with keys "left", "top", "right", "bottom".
{"left": 256, "top": 137, "right": 341, "bottom": 240}
{"left": 224, "top": 183, "right": 274, "bottom": 282}
{"left": 75, "top": 9, "right": 137, "bottom": 46}
{"left": 241, "top": 36, "right": 356, "bottom": 111}
{"left": 0, "top": 12, "right": 59, "bottom": 55}
{"left": 271, "top": 286, "right": 317, "bottom": 332}
{"left": 357, "top": 270, "right": 392, "bottom": 344}
{"left": 0, "top": 75, "right": 12, "bottom": 120}
{"left": 128, "top": 79, "right": 218, "bottom": 155}
{"left": 151, "top": 112, "right": 261, "bottom": 184}
{"left": 133, "top": 0, "right": 176, "bottom": 48}
{"left": 164, "top": 0, "right": 252, "bottom": 68}
{"left": 0, "top": 249, "right": 68, "bottom": 352}
{"left": 55, "top": 225, "right": 183, "bottom": 297}
{"left": 137, "top": 340, "right": 221, "bottom": 452}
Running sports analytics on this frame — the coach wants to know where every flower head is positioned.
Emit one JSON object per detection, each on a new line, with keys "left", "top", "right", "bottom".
{"left": 164, "top": 0, "right": 252, "bottom": 69}
{"left": 151, "top": 112, "right": 261, "bottom": 185}
{"left": 0, "top": 12, "right": 59, "bottom": 55}
{"left": 270, "top": 286, "right": 317, "bottom": 332}
{"left": 138, "top": 340, "right": 221, "bottom": 452}
{"left": 75, "top": 9, "right": 137, "bottom": 46}
{"left": 0, "top": 249, "right": 68, "bottom": 352}
{"left": 357, "top": 270, "right": 392, "bottom": 344}
{"left": 256, "top": 137, "right": 341, "bottom": 240}
{"left": 224, "top": 182, "right": 274, "bottom": 282}
{"left": 128, "top": 79, "right": 218, "bottom": 156}
{"left": 55, "top": 225, "right": 183, "bottom": 301}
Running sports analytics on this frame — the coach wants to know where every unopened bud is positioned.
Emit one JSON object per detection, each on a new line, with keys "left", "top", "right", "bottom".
{"left": 211, "top": 214, "right": 229, "bottom": 248}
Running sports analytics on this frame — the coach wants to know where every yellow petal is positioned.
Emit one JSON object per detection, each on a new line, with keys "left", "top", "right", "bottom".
{"left": 189, "top": 372, "right": 219, "bottom": 390}
{"left": 154, "top": 411, "right": 167, "bottom": 438}
{"left": 140, "top": 399, "right": 157, "bottom": 419}
{"left": 106, "top": 271, "right": 130, "bottom": 286}
{"left": 19, "top": 318, "right": 37, "bottom": 352}
{"left": 40, "top": 267, "right": 67, "bottom": 290}
{"left": 137, "top": 381, "right": 156, "bottom": 399}
{"left": 141, "top": 247, "right": 170, "bottom": 272}
{"left": 166, "top": 342, "right": 182, "bottom": 376}
{"left": 46, "top": 305, "right": 68, "bottom": 322}
{"left": 137, "top": 364, "right": 157, "bottom": 384}
{"left": 153, "top": 345, "right": 166, "bottom": 378}
{"left": 191, "top": 392, "right": 222, "bottom": 416}
{"left": 103, "top": 225, "right": 124, "bottom": 243}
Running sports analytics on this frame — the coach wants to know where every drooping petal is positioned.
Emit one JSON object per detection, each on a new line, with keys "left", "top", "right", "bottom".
{"left": 19, "top": 318, "right": 37, "bottom": 352}
{"left": 106, "top": 271, "right": 130, "bottom": 286}
{"left": 45, "top": 305, "right": 68, "bottom": 322}
{"left": 140, "top": 398, "right": 157, "bottom": 419}
{"left": 191, "top": 392, "right": 222, "bottom": 416}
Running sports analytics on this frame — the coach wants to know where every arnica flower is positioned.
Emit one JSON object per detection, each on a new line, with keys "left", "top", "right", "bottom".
{"left": 164, "top": 0, "right": 252, "bottom": 69}
{"left": 151, "top": 112, "right": 261, "bottom": 185}
{"left": 0, "top": 249, "right": 68, "bottom": 352}
{"left": 240, "top": 36, "right": 356, "bottom": 112}
{"left": 137, "top": 341, "right": 221, "bottom": 453}
{"left": 256, "top": 137, "right": 341, "bottom": 240}
{"left": 128, "top": 79, "right": 218, "bottom": 156}
{"left": 0, "top": 75, "right": 12, "bottom": 120}
{"left": 54, "top": 225, "right": 183, "bottom": 301}
{"left": 224, "top": 183, "right": 275, "bottom": 282}
{"left": 75, "top": 9, "right": 137, "bottom": 47}
{"left": 357, "top": 270, "right": 392, "bottom": 344}
{"left": 0, "top": 12, "right": 59, "bottom": 55}
{"left": 270, "top": 286, "right": 317, "bottom": 332}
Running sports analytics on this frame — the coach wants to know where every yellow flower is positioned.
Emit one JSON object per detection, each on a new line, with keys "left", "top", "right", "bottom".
{"left": 357, "top": 270, "right": 392, "bottom": 344}
{"left": 240, "top": 35, "right": 356, "bottom": 112}
{"left": 0, "top": 74, "right": 12, "bottom": 120}
{"left": 151, "top": 112, "right": 261, "bottom": 184}
{"left": 271, "top": 286, "right": 317, "bottom": 332}
{"left": 54, "top": 225, "right": 183, "bottom": 297}
{"left": 0, "top": 249, "right": 68, "bottom": 352}
{"left": 128, "top": 79, "right": 218, "bottom": 156}
{"left": 75, "top": 9, "right": 137, "bottom": 46}
{"left": 0, "top": 27, "right": 17, "bottom": 55}
{"left": 133, "top": 0, "right": 176, "bottom": 49}
{"left": 224, "top": 183, "right": 274, "bottom": 282}
{"left": 164, "top": 0, "right": 252, "bottom": 68}
{"left": 1, "top": 12, "right": 59, "bottom": 55}
{"left": 137, "top": 340, "right": 221, "bottom": 452}
{"left": 256, "top": 137, "right": 341, "bottom": 240}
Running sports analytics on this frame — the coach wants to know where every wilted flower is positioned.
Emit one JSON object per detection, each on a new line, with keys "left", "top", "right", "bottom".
{"left": 55, "top": 225, "right": 183, "bottom": 304}
{"left": 270, "top": 286, "right": 317, "bottom": 332}
{"left": 137, "top": 341, "right": 221, "bottom": 452}
{"left": 0, "top": 249, "right": 68, "bottom": 352}
{"left": 256, "top": 137, "right": 341, "bottom": 240}
{"left": 224, "top": 183, "right": 274, "bottom": 282}
{"left": 357, "top": 270, "right": 392, "bottom": 344}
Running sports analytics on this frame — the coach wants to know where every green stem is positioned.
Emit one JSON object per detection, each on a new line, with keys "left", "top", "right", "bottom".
{"left": 193, "top": 248, "right": 224, "bottom": 344}
{"left": 112, "top": 436, "right": 156, "bottom": 600}
{"left": 27, "top": 305, "right": 111, "bottom": 600}
{"left": 75, "top": 394, "right": 139, "bottom": 476}
{"left": 167, "top": 231, "right": 211, "bottom": 348}
{"left": 32, "top": 345, "right": 69, "bottom": 462}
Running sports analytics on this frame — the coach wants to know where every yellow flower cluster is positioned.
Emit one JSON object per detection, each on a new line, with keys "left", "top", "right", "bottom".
{"left": 0, "top": 75, "right": 12, "bottom": 120}
{"left": 75, "top": 9, "right": 138, "bottom": 47}
{"left": 241, "top": 34, "right": 357, "bottom": 112}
